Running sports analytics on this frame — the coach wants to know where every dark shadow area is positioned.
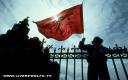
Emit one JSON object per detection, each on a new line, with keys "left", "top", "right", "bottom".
{"left": 0, "top": 17, "right": 60, "bottom": 79}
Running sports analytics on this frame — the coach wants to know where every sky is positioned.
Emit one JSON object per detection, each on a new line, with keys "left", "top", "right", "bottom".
{"left": 0, "top": 0, "right": 128, "bottom": 80}
{"left": 0, "top": 0, "right": 128, "bottom": 48}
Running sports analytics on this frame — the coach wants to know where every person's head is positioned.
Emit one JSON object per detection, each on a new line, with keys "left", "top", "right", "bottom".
{"left": 92, "top": 36, "right": 103, "bottom": 45}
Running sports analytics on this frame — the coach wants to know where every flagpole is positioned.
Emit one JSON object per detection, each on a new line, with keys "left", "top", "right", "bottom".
{"left": 81, "top": 1, "right": 85, "bottom": 38}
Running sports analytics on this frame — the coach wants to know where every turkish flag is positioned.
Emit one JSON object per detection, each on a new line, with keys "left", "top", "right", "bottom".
{"left": 35, "top": 4, "right": 84, "bottom": 41}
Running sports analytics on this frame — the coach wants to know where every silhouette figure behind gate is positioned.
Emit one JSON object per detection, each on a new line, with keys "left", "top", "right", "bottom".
{"left": 79, "top": 36, "right": 110, "bottom": 80}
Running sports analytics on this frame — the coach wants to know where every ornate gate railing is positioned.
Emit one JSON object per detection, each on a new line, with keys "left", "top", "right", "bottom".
{"left": 49, "top": 44, "right": 128, "bottom": 80}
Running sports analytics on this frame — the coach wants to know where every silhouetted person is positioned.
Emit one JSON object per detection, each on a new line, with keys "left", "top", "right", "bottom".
{"left": 79, "top": 36, "right": 110, "bottom": 80}
{"left": 0, "top": 18, "right": 60, "bottom": 80}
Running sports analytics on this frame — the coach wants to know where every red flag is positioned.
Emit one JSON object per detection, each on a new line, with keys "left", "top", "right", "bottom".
{"left": 35, "top": 4, "right": 84, "bottom": 41}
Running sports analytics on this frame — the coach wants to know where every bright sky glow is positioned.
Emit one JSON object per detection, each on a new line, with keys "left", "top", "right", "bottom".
{"left": 0, "top": 0, "right": 128, "bottom": 48}
{"left": 52, "top": 15, "right": 60, "bottom": 21}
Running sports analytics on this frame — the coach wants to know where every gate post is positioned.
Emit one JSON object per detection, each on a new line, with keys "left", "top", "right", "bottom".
{"left": 65, "top": 48, "right": 69, "bottom": 80}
